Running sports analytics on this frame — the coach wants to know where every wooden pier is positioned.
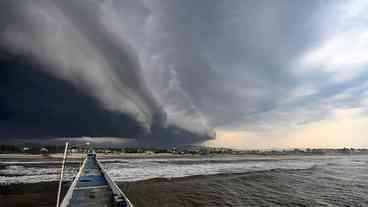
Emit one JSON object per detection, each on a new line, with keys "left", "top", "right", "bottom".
{"left": 60, "top": 153, "right": 133, "bottom": 207}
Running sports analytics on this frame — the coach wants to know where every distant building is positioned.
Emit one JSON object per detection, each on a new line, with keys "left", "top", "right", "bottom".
{"left": 170, "top": 148, "right": 177, "bottom": 154}
{"left": 145, "top": 150, "right": 155, "bottom": 155}
{"left": 40, "top": 147, "right": 49, "bottom": 153}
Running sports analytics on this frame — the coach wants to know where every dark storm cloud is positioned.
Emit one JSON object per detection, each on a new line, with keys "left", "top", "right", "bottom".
{"left": 0, "top": 0, "right": 217, "bottom": 145}
{"left": 0, "top": 52, "right": 144, "bottom": 138}
{"left": 136, "top": 0, "right": 329, "bottom": 129}
{"left": 136, "top": 0, "right": 368, "bottom": 135}
{"left": 0, "top": 0, "right": 182, "bottom": 144}
{"left": 1, "top": 0, "right": 367, "bottom": 145}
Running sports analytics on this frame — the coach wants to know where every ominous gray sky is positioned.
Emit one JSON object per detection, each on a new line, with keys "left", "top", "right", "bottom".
{"left": 1, "top": 0, "right": 368, "bottom": 148}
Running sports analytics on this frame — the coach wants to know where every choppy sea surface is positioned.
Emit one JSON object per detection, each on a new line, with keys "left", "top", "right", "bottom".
{"left": 0, "top": 155, "right": 366, "bottom": 184}
{"left": 1, "top": 155, "right": 368, "bottom": 206}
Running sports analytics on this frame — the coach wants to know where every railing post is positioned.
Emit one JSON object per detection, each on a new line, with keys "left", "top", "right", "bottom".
{"left": 56, "top": 142, "right": 69, "bottom": 207}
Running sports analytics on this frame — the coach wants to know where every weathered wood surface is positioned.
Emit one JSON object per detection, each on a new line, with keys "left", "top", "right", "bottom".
{"left": 60, "top": 154, "right": 133, "bottom": 207}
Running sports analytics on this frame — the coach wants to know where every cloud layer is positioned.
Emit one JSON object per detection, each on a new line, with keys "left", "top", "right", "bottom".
{"left": 1, "top": 0, "right": 368, "bottom": 147}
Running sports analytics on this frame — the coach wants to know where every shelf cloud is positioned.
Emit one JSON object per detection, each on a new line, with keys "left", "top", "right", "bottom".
{"left": 1, "top": 0, "right": 368, "bottom": 147}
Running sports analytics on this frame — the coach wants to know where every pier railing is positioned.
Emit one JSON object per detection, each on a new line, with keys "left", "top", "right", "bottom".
{"left": 96, "top": 159, "right": 134, "bottom": 207}
{"left": 60, "top": 158, "right": 87, "bottom": 207}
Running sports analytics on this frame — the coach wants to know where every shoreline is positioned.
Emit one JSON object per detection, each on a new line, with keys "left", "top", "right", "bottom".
{"left": 0, "top": 153, "right": 201, "bottom": 161}
{"left": 0, "top": 152, "right": 363, "bottom": 162}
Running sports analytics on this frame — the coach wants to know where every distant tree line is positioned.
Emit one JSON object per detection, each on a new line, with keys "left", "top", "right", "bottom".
{"left": 0, "top": 144, "right": 22, "bottom": 153}
{"left": 1, "top": 144, "right": 368, "bottom": 155}
{"left": 0, "top": 144, "right": 63, "bottom": 154}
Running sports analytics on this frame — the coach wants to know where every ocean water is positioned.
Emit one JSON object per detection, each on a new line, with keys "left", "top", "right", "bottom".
{"left": 0, "top": 155, "right": 320, "bottom": 184}
{"left": 0, "top": 155, "right": 365, "bottom": 184}
{"left": 121, "top": 155, "right": 368, "bottom": 207}
{"left": 101, "top": 156, "right": 321, "bottom": 182}
{"left": 0, "top": 160, "right": 80, "bottom": 184}
{"left": 1, "top": 155, "right": 368, "bottom": 206}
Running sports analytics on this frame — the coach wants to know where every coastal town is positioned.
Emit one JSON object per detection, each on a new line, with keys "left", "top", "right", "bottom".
{"left": 1, "top": 144, "right": 368, "bottom": 156}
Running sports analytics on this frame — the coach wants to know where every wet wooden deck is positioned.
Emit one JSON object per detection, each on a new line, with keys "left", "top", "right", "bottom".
{"left": 60, "top": 153, "right": 133, "bottom": 207}
{"left": 68, "top": 157, "right": 113, "bottom": 207}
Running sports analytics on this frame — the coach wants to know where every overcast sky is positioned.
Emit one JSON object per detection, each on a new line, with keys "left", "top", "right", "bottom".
{"left": 1, "top": 0, "right": 368, "bottom": 148}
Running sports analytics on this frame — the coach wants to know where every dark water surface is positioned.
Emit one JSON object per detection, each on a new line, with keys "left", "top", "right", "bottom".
{"left": 122, "top": 163, "right": 368, "bottom": 206}
{"left": 1, "top": 155, "right": 368, "bottom": 206}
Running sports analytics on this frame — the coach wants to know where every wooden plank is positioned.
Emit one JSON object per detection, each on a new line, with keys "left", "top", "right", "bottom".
{"left": 60, "top": 153, "right": 134, "bottom": 207}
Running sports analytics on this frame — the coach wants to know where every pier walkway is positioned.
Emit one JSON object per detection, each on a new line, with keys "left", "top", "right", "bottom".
{"left": 68, "top": 156, "right": 113, "bottom": 207}
{"left": 60, "top": 153, "right": 133, "bottom": 207}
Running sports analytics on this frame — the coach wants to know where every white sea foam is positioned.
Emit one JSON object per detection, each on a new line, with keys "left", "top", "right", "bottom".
{"left": 0, "top": 155, "right": 355, "bottom": 184}
{"left": 102, "top": 157, "right": 320, "bottom": 182}
{"left": 0, "top": 165, "right": 78, "bottom": 184}
{"left": 0, "top": 160, "right": 80, "bottom": 165}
